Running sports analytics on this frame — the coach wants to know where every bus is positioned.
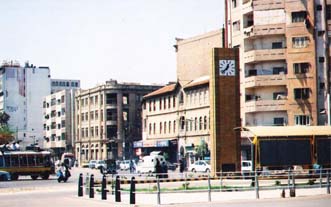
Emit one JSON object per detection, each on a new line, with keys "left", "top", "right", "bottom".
{"left": 0, "top": 150, "right": 55, "bottom": 180}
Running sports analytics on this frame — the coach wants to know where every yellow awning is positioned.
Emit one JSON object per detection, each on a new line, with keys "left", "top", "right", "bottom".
{"left": 243, "top": 126, "right": 331, "bottom": 137}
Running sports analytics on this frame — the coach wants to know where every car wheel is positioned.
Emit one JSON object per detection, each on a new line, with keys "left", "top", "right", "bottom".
{"left": 205, "top": 169, "right": 210, "bottom": 173}
{"left": 41, "top": 173, "right": 50, "bottom": 180}
{"left": 192, "top": 169, "right": 196, "bottom": 173}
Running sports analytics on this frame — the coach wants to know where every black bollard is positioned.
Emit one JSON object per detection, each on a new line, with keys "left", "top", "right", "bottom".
{"left": 115, "top": 175, "right": 121, "bottom": 202}
{"left": 130, "top": 177, "right": 136, "bottom": 204}
{"left": 89, "top": 174, "right": 94, "bottom": 198}
{"left": 327, "top": 170, "right": 330, "bottom": 194}
{"left": 101, "top": 175, "right": 107, "bottom": 200}
{"left": 78, "top": 173, "right": 83, "bottom": 197}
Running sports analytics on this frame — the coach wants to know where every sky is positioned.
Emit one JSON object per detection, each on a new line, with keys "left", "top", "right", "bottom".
{"left": 0, "top": 0, "right": 224, "bottom": 89}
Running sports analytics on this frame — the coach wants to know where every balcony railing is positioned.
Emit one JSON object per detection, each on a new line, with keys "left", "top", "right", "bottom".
{"left": 244, "top": 48, "right": 286, "bottom": 63}
{"left": 245, "top": 74, "right": 286, "bottom": 88}
{"left": 244, "top": 23, "right": 285, "bottom": 39}
{"left": 245, "top": 99, "right": 286, "bottom": 113}
{"left": 253, "top": 0, "right": 284, "bottom": 11}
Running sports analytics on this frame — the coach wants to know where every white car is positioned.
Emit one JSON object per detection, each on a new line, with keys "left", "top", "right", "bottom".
{"left": 95, "top": 160, "right": 107, "bottom": 170}
{"left": 119, "top": 160, "right": 130, "bottom": 170}
{"left": 188, "top": 160, "right": 211, "bottom": 173}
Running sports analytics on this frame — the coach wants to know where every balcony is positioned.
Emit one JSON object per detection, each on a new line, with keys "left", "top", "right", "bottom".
{"left": 244, "top": 24, "right": 285, "bottom": 39}
{"left": 244, "top": 49, "right": 286, "bottom": 63}
{"left": 245, "top": 74, "right": 286, "bottom": 88}
{"left": 242, "top": 1, "right": 253, "bottom": 14}
{"left": 253, "top": 0, "right": 284, "bottom": 11}
{"left": 245, "top": 99, "right": 286, "bottom": 113}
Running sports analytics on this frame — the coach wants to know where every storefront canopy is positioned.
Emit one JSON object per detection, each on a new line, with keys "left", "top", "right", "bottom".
{"left": 243, "top": 126, "right": 331, "bottom": 137}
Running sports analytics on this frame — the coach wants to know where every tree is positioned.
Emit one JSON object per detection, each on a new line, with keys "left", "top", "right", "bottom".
{"left": 0, "top": 113, "right": 13, "bottom": 144}
{"left": 195, "top": 140, "right": 209, "bottom": 160}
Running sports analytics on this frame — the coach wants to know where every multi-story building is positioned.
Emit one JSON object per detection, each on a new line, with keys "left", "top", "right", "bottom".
{"left": 225, "top": 0, "right": 330, "bottom": 127}
{"left": 43, "top": 89, "right": 76, "bottom": 158}
{"left": 0, "top": 61, "right": 51, "bottom": 148}
{"left": 51, "top": 79, "right": 80, "bottom": 94}
{"left": 75, "top": 79, "right": 161, "bottom": 164}
{"left": 140, "top": 77, "right": 211, "bottom": 164}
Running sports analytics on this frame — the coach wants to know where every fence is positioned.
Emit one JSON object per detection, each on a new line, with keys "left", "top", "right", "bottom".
{"left": 77, "top": 168, "right": 331, "bottom": 205}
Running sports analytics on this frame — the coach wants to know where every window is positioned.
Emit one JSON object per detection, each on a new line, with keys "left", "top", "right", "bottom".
{"left": 292, "top": 11, "right": 306, "bottom": 23}
{"left": 274, "top": 117, "right": 285, "bottom": 126}
{"left": 153, "top": 123, "right": 156, "bottom": 134}
{"left": 100, "top": 110, "right": 103, "bottom": 121}
{"left": 295, "top": 115, "right": 310, "bottom": 125}
{"left": 149, "top": 123, "right": 152, "bottom": 135}
{"left": 173, "top": 95, "right": 176, "bottom": 107}
{"left": 164, "top": 122, "right": 166, "bottom": 134}
{"left": 273, "top": 92, "right": 286, "bottom": 100}
{"left": 95, "top": 111, "right": 98, "bottom": 120}
{"left": 164, "top": 97, "right": 167, "bottom": 109}
{"left": 204, "top": 116, "right": 207, "bottom": 130}
{"left": 199, "top": 117, "right": 203, "bottom": 130}
{"left": 159, "top": 98, "right": 162, "bottom": 110}
{"left": 168, "top": 96, "right": 171, "bottom": 108}
{"left": 273, "top": 67, "right": 286, "bottom": 74}
{"left": 159, "top": 122, "right": 162, "bottom": 134}
{"left": 95, "top": 126, "right": 99, "bottom": 136}
{"left": 180, "top": 116, "right": 185, "bottom": 130}
{"left": 292, "top": 37, "right": 309, "bottom": 48}
{"left": 233, "top": 21, "right": 240, "bottom": 32}
{"left": 168, "top": 121, "right": 171, "bottom": 134}
{"left": 272, "top": 42, "right": 282, "bottom": 49}
{"left": 294, "top": 88, "right": 310, "bottom": 99}
{"left": 153, "top": 100, "right": 156, "bottom": 111}
{"left": 173, "top": 121, "right": 176, "bottom": 133}
{"left": 294, "top": 63, "right": 309, "bottom": 74}
{"left": 179, "top": 92, "right": 184, "bottom": 104}
{"left": 327, "top": 5, "right": 331, "bottom": 20}
{"left": 194, "top": 117, "right": 197, "bottom": 131}
{"left": 232, "top": 0, "right": 237, "bottom": 8}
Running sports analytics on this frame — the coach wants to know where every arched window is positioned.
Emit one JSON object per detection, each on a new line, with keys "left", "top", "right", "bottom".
{"left": 179, "top": 92, "right": 184, "bottom": 104}
{"left": 173, "top": 120, "right": 176, "bottom": 133}
{"left": 204, "top": 116, "right": 207, "bottom": 130}
{"left": 164, "top": 122, "right": 167, "bottom": 134}
{"left": 168, "top": 121, "right": 171, "bottom": 133}
{"left": 194, "top": 117, "right": 197, "bottom": 131}
{"left": 153, "top": 123, "right": 156, "bottom": 134}
{"left": 180, "top": 116, "right": 185, "bottom": 130}
{"left": 199, "top": 117, "right": 203, "bottom": 130}
{"left": 159, "top": 122, "right": 162, "bottom": 134}
{"left": 149, "top": 123, "right": 152, "bottom": 135}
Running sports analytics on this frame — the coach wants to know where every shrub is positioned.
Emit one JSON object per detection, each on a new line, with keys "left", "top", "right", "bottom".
{"left": 275, "top": 180, "right": 281, "bottom": 186}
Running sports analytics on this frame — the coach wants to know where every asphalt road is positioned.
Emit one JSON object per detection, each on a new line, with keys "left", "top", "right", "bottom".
{"left": 1, "top": 167, "right": 331, "bottom": 207}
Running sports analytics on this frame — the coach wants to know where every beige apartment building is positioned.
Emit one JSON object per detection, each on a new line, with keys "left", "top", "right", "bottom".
{"left": 225, "top": 0, "right": 331, "bottom": 127}
{"left": 74, "top": 80, "right": 161, "bottom": 164}
{"left": 43, "top": 89, "right": 76, "bottom": 159}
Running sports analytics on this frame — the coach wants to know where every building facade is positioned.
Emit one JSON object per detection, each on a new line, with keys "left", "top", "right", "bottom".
{"left": 0, "top": 61, "right": 51, "bottom": 149}
{"left": 51, "top": 79, "right": 80, "bottom": 94}
{"left": 225, "top": 0, "right": 330, "bottom": 127}
{"left": 140, "top": 78, "right": 211, "bottom": 165}
{"left": 75, "top": 80, "right": 161, "bottom": 164}
{"left": 43, "top": 89, "right": 76, "bottom": 159}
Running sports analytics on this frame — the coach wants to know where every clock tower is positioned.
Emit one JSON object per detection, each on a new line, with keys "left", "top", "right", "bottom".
{"left": 210, "top": 48, "right": 241, "bottom": 173}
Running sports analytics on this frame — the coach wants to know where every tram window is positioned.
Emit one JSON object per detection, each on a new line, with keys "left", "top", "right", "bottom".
{"left": 27, "top": 155, "right": 35, "bottom": 166}
{"left": 36, "top": 156, "right": 43, "bottom": 165}
{"left": 19, "top": 155, "right": 27, "bottom": 166}
{"left": 0, "top": 156, "right": 4, "bottom": 167}
{"left": 44, "top": 156, "right": 51, "bottom": 167}
{"left": 4, "top": 156, "right": 10, "bottom": 167}
{"left": 11, "top": 155, "right": 19, "bottom": 167}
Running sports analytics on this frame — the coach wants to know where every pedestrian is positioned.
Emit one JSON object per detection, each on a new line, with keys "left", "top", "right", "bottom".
{"left": 161, "top": 161, "right": 168, "bottom": 179}
{"left": 129, "top": 160, "right": 135, "bottom": 173}
{"left": 179, "top": 159, "right": 184, "bottom": 173}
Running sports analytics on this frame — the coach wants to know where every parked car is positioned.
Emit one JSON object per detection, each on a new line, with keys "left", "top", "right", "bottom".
{"left": 119, "top": 160, "right": 131, "bottom": 170}
{"left": 188, "top": 160, "right": 211, "bottom": 173}
{"left": 95, "top": 160, "right": 107, "bottom": 170}
{"left": 135, "top": 155, "right": 165, "bottom": 174}
{"left": 88, "top": 160, "right": 97, "bottom": 169}
{"left": 100, "top": 159, "right": 117, "bottom": 174}
{"left": 0, "top": 170, "right": 10, "bottom": 181}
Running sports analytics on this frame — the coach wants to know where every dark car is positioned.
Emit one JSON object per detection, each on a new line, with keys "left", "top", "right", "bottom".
{"left": 167, "top": 161, "right": 177, "bottom": 171}
{"left": 100, "top": 159, "right": 117, "bottom": 175}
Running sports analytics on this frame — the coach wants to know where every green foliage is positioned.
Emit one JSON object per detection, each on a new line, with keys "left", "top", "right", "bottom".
{"left": 0, "top": 125, "right": 14, "bottom": 136}
{"left": 195, "top": 140, "right": 209, "bottom": 160}
{"left": 308, "top": 179, "right": 315, "bottom": 185}
{"left": 275, "top": 180, "right": 281, "bottom": 186}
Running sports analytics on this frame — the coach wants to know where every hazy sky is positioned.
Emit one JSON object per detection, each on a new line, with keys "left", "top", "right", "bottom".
{"left": 1, "top": 0, "right": 224, "bottom": 89}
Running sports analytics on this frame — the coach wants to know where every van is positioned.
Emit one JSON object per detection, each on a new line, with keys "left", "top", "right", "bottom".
{"left": 136, "top": 155, "right": 165, "bottom": 173}
{"left": 241, "top": 160, "right": 252, "bottom": 174}
{"left": 61, "top": 153, "right": 75, "bottom": 167}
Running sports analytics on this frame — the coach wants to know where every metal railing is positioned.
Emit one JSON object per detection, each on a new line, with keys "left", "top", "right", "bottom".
{"left": 78, "top": 168, "right": 331, "bottom": 205}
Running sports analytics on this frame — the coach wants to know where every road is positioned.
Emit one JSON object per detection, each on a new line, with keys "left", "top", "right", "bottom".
{"left": 1, "top": 167, "right": 330, "bottom": 207}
